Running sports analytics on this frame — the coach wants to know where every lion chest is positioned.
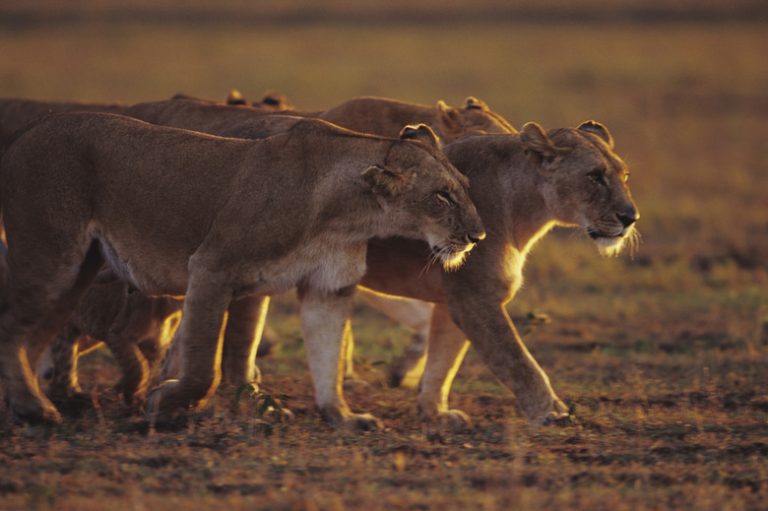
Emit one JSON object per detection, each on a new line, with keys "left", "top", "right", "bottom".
{"left": 237, "top": 241, "right": 368, "bottom": 296}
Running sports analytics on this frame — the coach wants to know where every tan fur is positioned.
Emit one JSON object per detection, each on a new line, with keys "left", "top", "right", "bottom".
{"left": 39, "top": 271, "right": 181, "bottom": 406}
{"left": 0, "top": 98, "right": 127, "bottom": 151}
{"left": 358, "top": 122, "right": 639, "bottom": 426}
{"left": 0, "top": 112, "right": 484, "bottom": 426}
{"left": 320, "top": 96, "right": 516, "bottom": 142}
{"left": 120, "top": 95, "right": 509, "bottom": 394}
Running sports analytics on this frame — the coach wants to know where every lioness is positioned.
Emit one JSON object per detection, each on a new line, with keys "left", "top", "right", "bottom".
{"left": 361, "top": 122, "right": 639, "bottom": 425}
{"left": 35, "top": 94, "right": 514, "bottom": 402}
{"left": 0, "top": 98, "right": 127, "bottom": 151}
{"left": 320, "top": 96, "right": 516, "bottom": 142}
{"left": 121, "top": 95, "right": 515, "bottom": 387}
{"left": 221, "top": 121, "right": 639, "bottom": 426}
{"left": 0, "top": 113, "right": 484, "bottom": 427}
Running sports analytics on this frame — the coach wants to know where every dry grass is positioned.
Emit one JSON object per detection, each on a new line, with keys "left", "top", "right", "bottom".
{"left": 0, "top": 10, "right": 767, "bottom": 511}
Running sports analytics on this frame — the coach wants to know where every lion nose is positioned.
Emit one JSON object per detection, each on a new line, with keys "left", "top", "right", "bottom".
{"left": 465, "top": 231, "right": 487, "bottom": 244}
{"left": 617, "top": 208, "right": 639, "bottom": 228}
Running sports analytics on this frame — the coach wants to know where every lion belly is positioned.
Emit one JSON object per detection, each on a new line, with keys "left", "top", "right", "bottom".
{"left": 97, "top": 236, "right": 189, "bottom": 297}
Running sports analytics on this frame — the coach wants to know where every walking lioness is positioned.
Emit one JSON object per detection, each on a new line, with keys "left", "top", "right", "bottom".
{"left": 0, "top": 113, "right": 484, "bottom": 426}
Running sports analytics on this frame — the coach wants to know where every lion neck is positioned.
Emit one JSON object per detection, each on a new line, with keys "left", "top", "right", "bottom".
{"left": 444, "top": 135, "right": 560, "bottom": 258}
{"left": 301, "top": 137, "right": 412, "bottom": 244}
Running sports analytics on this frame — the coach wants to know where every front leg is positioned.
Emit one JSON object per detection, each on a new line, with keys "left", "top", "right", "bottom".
{"left": 221, "top": 295, "right": 270, "bottom": 386}
{"left": 445, "top": 294, "right": 568, "bottom": 424}
{"left": 300, "top": 285, "right": 382, "bottom": 431}
{"left": 146, "top": 274, "right": 231, "bottom": 422}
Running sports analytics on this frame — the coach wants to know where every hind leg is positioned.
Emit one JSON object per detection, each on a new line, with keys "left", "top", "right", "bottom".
{"left": 108, "top": 334, "right": 150, "bottom": 405}
{"left": 45, "top": 328, "right": 88, "bottom": 400}
{"left": 0, "top": 243, "right": 102, "bottom": 423}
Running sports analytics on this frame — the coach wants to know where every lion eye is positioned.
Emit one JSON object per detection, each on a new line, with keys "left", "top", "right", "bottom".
{"left": 436, "top": 190, "right": 456, "bottom": 208}
{"left": 588, "top": 168, "right": 607, "bottom": 186}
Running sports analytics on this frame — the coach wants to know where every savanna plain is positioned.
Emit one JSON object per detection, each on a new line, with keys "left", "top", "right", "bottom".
{"left": 0, "top": 6, "right": 767, "bottom": 510}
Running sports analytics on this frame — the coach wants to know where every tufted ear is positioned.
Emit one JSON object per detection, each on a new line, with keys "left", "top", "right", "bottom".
{"left": 399, "top": 124, "right": 442, "bottom": 150}
{"left": 465, "top": 96, "right": 489, "bottom": 111}
{"left": 520, "top": 122, "right": 562, "bottom": 157}
{"left": 578, "top": 120, "right": 614, "bottom": 149}
{"left": 227, "top": 89, "right": 247, "bottom": 106}
{"left": 362, "top": 164, "right": 411, "bottom": 198}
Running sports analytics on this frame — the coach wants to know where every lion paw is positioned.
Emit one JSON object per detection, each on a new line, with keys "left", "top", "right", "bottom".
{"left": 420, "top": 408, "right": 472, "bottom": 432}
{"left": 8, "top": 396, "right": 62, "bottom": 425}
{"left": 342, "top": 413, "right": 383, "bottom": 431}
{"left": 533, "top": 397, "right": 575, "bottom": 427}
{"left": 435, "top": 409, "right": 472, "bottom": 432}
{"left": 319, "top": 406, "right": 383, "bottom": 431}
{"left": 263, "top": 406, "right": 295, "bottom": 423}
{"left": 145, "top": 379, "right": 196, "bottom": 424}
{"left": 342, "top": 375, "right": 370, "bottom": 391}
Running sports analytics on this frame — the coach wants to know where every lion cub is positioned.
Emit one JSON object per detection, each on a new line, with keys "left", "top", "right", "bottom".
{"left": 0, "top": 113, "right": 484, "bottom": 428}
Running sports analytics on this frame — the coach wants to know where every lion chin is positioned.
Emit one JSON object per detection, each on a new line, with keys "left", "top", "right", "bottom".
{"left": 438, "top": 243, "right": 474, "bottom": 271}
{"left": 592, "top": 225, "right": 639, "bottom": 258}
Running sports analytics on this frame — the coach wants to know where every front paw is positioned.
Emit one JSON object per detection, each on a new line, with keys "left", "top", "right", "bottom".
{"left": 145, "top": 379, "right": 193, "bottom": 424}
{"left": 528, "top": 395, "right": 574, "bottom": 426}
{"left": 8, "top": 395, "right": 62, "bottom": 425}
{"left": 420, "top": 407, "right": 472, "bottom": 432}
{"left": 319, "top": 405, "right": 383, "bottom": 431}
{"left": 342, "top": 375, "right": 370, "bottom": 391}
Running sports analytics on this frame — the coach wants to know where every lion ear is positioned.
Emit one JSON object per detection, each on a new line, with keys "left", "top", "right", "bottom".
{"left": 260, "top": 91, "right": 293, "bottom": 110}
{"left": 227, "top": 89, "right": 247, "bottom": 106}
{"left": 361, "top": 165, "right": 411, "bottom": 198}
{"left": 399, "top": 124, "right": 442, "bottom": 150}
{"left": 436, "top": 100, "right": 462, "bottom": 129}
{"left": 578, "top": 120, "right": 614, "bottom": 149}
{"left": 520, "top": 122, "right": 560, "bottom": 157}
{"left": 465, "top": 96, "right": 488, "bottom": 111}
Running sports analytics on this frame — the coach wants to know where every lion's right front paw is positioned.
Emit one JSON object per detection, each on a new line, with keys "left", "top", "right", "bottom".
{"left": 319, "top": 406, "right": 384, "bottom": 431}
{"left": 435, "top": 409, "right": 472, "bottom": 431}
{"left": 420, "top": 408, "right": 472, "bottom": 432}
{"left": 342, "top": 375, "right": 370, "bottom": 391}
{"left": 529, "top": 396, "right": 575, "bottom": 427}
{"left": 145, "top": 379, "right": 195, "bottom": 425}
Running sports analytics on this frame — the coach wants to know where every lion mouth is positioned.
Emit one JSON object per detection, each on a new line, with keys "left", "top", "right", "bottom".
{"left": 587, "top": 227, "right": 624, "bottom": 240}
{"left": 431, "top": 241, "right": 476, "bottom": 271}
{"left": 586, "top": 225, "right": 639, "bottom": 257}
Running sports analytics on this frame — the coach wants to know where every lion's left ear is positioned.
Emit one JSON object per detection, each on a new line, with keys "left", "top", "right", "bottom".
{"left": 227, "top": 89, "right": 247, "bottom": 106}
{"left": 578, "top": 120, "right": 614, "bottom": 149}
{"left": 399, "top": 124, "right": 442, "bottom": 150}
{"left": 436, "top": 99, "right": 462, "bottom": 129}
{"left": 361, "top": 164, "right": 411, "bottom": 198}
{"left": 465, "top": 96, "right": 489, "bottom": 111}
{"left": 260, "top": 91, "right": 293, "bottom": 110}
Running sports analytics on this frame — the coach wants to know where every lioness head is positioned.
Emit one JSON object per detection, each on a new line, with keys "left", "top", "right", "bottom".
{"left": 520, "top": 120, "right": 639, "bottom": 256}
{"left": 436, "top": 97, "right": 517, "bottom": 139}
{"left": 362, "top": 124, "right": 486, "bottom": 270}
{"left": 225, "top": 89, "right": 294, "bottom": 111}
